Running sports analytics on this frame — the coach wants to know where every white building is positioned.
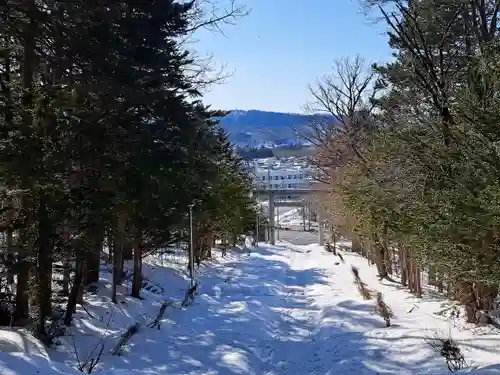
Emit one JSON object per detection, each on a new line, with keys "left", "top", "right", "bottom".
{"left": 254, "top": 168, "right": 312, "bottom": 190}
{"left": 250, "top": 157, "right": 316, "bottom": 200}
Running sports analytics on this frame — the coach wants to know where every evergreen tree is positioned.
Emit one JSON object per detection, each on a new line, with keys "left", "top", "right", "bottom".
{"left": 0, "top": 0, "right": 256, "bottom": 337}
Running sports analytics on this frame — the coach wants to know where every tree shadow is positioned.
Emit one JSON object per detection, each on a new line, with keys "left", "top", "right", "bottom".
{"left": 114, "top": 245, "right": 448, "bottom": 374}
{"left": 47, "top": 244, "right": 464, "bottom": 375}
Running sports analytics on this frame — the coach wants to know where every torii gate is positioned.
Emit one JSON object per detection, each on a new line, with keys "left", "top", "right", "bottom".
{"left": 253, "top": 188, "right": 327, "bottom": 246}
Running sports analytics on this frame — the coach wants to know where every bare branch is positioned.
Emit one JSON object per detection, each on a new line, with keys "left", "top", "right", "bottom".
{"left": 183, "top": 51, "right": 234, "bottom": 91}
{"left": 186, "top": 0, "right": 250, "bottom": 35}
{"left": 306, "top": 56, "right": 378, "bottom": 128}
{"left": 177, "top": 1, "right": 249, "bottom": 91}
{"left": 300, "top": 55, "right": 379, "bottom": 182}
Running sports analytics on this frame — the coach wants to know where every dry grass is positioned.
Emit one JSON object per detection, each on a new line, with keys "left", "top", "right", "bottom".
{"left": 351, "top": 266, "right": 372, "bottom": 300}
{"left": 425, "top": 331, "right": 468, "bottom": 372}
{"left": 375, "top": 292, "right": 393, "bottom": 327}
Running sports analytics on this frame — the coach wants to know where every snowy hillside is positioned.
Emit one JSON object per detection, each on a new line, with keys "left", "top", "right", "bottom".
{"left": 1, "top": 242, "right": 500, "bottom": 374}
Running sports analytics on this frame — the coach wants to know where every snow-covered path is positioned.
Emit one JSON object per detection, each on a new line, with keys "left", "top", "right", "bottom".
{"left": 3, "top": 242, "right": 500, "bottom": 375}
{"left": 157, "top": 243, "right": 500, "bottom": 375}
{"left": 161, "top": 244, "right": 329, "bottom": 375}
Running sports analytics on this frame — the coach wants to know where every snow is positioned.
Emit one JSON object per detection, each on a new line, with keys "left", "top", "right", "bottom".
{"left": 276, "top": 207, "right": 308, "bottom": 227}
{"left": 0, "top": 329, "right": 48, "bottom": 356}
{"left": 1, "top": 240, "right": 500, "bottom": 374}
{"left": 259, "top": 206, "right": 318, "bottom": 229}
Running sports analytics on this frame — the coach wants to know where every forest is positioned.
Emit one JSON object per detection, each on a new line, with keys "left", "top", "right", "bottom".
{"left": 307, "top": 0, "right": 500, "bottom": 324}
{"left": 0, "top": 0, "right": 257, "bottom": 342}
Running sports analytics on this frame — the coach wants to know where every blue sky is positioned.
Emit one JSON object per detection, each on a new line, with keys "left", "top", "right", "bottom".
{"left": 195, "top": 0, "right": 392, "bottom": 113}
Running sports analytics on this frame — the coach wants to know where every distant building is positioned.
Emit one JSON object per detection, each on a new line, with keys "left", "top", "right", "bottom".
{"left": 249, "top": 157, "right": 316, "bottom": 200}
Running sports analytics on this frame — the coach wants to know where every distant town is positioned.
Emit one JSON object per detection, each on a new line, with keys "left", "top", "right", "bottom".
{"left": 247, "top": 156, "right": 317, "bottom": 200}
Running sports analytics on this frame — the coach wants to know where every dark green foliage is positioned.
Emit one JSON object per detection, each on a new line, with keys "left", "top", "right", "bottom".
{"left": 0, "top": 0, "right": 255, "bottom": 336}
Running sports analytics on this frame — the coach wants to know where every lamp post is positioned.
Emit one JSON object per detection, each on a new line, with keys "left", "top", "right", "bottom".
{"left": 188, "top": 201, "right": 197, "bottom": 286}
{"left": 250, "top": 191, "right": 259, "bottom": 246}
{"left": 256, "top": 209, "right": 259, "bottom": 245}
{"left": 276, "top": 204, "right": 280, "bottom": 241}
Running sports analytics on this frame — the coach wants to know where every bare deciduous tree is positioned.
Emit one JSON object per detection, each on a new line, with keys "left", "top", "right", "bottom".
{"left": 301, "top": 55, "right": 378, "bottom": 182}
{"left": 307, "top": 55, "right": 377, "bottom": 124}
{"left": 186, "top": 0, "right": 249, "bottom": 35}
{"left": 301, "top": 56, "right": 392, "bottom": 279}
{"left": 182, "top": 0, "right": 250, "bottom": 91}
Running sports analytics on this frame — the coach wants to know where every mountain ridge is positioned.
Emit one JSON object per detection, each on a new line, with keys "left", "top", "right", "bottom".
{"left": 217, "top": 109, "right": 335, "bottom": 147}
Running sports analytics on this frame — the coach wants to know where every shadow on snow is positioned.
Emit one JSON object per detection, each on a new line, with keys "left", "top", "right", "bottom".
{"left": 114, "top": 245, "right": 442, "bottom": 375}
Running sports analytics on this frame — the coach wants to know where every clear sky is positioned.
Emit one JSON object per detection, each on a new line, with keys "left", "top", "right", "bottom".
{"left": 195, "top": 0, "right": 392, "bottom": 114}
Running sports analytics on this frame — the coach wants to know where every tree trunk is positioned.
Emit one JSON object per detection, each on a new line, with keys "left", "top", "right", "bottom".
{"left": 2, "top": 16, "right": 14, "bottom": 284}
{"left": 14, "top": 257, "right": 30, "bottom": 323}
{"left": 458, "top": 281, "right": 477, "bottom": 323}
{"left": 6, "top": 203, "right": 14, "bottom": 284}
{"left": 61, "top": 255, "right": 70, "bottom": 296}
{"left": 85, "top": 226, "right": 103, "bottom": 285}
{"left": 107, "top": 232, "right": 114, "bottom": 265}
{"left": 384, "top": 248, "right": 392, "bottom": 275}
{"left": 428, "top": 266, "right": 437, "bottom": 287}
{"left": 6, "top": 227, "right": 14, "bottom": 285}
{"left": 447, "top": 272, "right": 455, "bottom": 300}
{"left": 14, "top": 0, "right": 37, "bottom": 327}
{"left": 476, "top": 284, "right": 497, "bottom": 312}
{"left": 382, "top": 221, "right": 392, "bottom": 275}
{"left": 369, "top": 249, "right": 375, "bottom": 265}
{"left": 352, "top": 236, "right": 362, "bottom": 254}
{"left": 372, "top": 234, "right": 388, "bottom": 279}
{"left": 366, "top": 238, "right": 375, "bottom": 265}
{"left": 415, "top": 266, "right": 422, "bottom": 297}
{"left": 112, "top": 211, "right": 127, "bottom": 303}
{"left": 408, "top": 259, "right": 414, "bottom": 293}
{"left": 205, "top": 232, "right": 213, "bottom": 259}
{"left": 436, "top": 268, "right": 444, "bottom": 293}
{"left": 195, "top": 236, "right": 202, "bottom": 267}
{"left": 76, "top": 260, "right": 86, "bottom": 306}
{"left": 64, "top": 255, "right": 85, "bottom": 325}
{"left": 399, "top": 248, "right": 407, "bottom": 286}
{"left": 36, "top": 195, "right": 53, "bottom": 336}
{"left": 131, "top": 228, "right": 142, "bottom": 299}
{"left": 193, "top": 225, "right": 202, "bottom": 267}
{"left": 123, "top": 235, "right": 133, "bottom": 261}
{"left": 476, "top": 231, "right": 497, "bottom": 313}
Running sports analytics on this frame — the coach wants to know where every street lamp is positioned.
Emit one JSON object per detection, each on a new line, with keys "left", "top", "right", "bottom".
{"left": 276, "top": 204, "right": 280, "bottom": 241}
{"left": 255, "top": 201, "right": 263, "bottom": 246}
{"left": 256, "top": 212, "right": 259, "bottom": 245}
{"left": 249, "top": 190, "right": 261, "bottom": 247}
{"left": 188, "top": 201, "right": 198, "bottom": 286}
{"left": 267, "top": 159, "right": 272, "bottom": 190}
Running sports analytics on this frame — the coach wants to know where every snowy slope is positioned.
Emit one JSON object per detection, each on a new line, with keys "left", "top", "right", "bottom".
{"left": 257, "top": 205, "right": 318, "bottom": 229}
{"left": 1, "top": 242, "right": 500, "bottom": 374}
{"left": 276, "top": 207, "right": 317, "bottom": 228}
